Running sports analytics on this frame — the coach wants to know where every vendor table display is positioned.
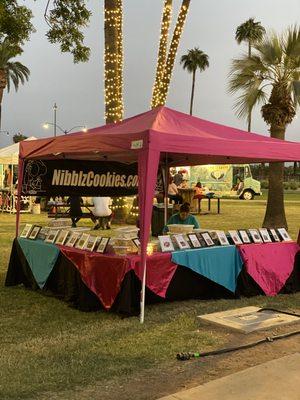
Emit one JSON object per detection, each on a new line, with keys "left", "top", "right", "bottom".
{"left": 6, "top": 237, "right": 300, "bottom": 316}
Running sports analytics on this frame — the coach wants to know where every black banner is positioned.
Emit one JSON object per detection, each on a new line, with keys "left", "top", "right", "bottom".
{"left": 21, "top": 160, "right": 138, "bottom": 196}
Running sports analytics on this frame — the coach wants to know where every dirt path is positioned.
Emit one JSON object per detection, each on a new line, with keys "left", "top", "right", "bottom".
{"left": 40, "top": 322, "right": 300, "bottom": 400}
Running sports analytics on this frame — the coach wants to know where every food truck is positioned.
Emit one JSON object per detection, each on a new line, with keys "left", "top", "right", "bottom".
{"left": 188, "top": 164, "right": 261, "bottom": 200}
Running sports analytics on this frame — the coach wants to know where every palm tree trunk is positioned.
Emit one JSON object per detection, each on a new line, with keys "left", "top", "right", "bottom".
{"left": 158, "top": 0, "right": 191, "bottom": 106}
{"left": 293, "top": 161, "right": 297, "bottom": 178}
{"left": 151, "top": 0, "right": 173, "bottom": 109}
{"left": 190, "top": 70, "right": 196, "bottom": 115}
{"left": 104, "top": 0, "right": 123, "bottom": 124}
{"left": 116, "top": 0, "right": 124, "bottom": 117}
{"left": 247, "top": 109, "right": 251, "bottom": 132}
{"left": 0, "top": 69, "right": 7, "bottom": 130}
{"left": 262, "top": 125, "right": 287, "bottom": 229}
{"left": 247, "top": 42, "right": 252, "bottom": 132}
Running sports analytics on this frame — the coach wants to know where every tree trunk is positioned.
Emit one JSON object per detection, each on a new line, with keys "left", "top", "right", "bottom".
{"left": 0, "top": 69, "right": 7, "bottom": 130}
{"left": 104, "top": 0, "right": 123, "bottom": 124}
{"left": 247, "top": 108, "right": 251, "bottom": 132}
{"left": 247, "top": 42, "right": 252, "bottom": 132}
{"left": 262, "top": 125, "right": 287, "bottom": 229}
{"left": 189, "top": 70, "right": 196, "bottom": 115}
{"left": 151, "top": 0, "right": 173, "bottom": 109}
{"left": 116, "top": 0, "right": 124, "bottom": 117}
{"left": 157, "top": 0, "right": 191, "bottom": 106}
{"left": 293, "top": 161, "right": 297, "bottom": 178}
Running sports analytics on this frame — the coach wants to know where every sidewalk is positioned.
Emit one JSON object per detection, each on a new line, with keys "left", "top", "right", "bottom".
{"left": 158, "top": 353, "right": 300, "bottom": 400}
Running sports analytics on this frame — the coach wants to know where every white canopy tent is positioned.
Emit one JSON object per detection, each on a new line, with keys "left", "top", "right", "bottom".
{"left": 0, "top": 137, "right": 37, "bottom": 165}
{"left": 0, "top": 137, "right": 36, "bottom": 212}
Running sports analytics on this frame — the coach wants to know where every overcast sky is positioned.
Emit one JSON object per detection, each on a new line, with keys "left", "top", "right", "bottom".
{"left": 1, "top": 0, "right": 300, "bottom": 147}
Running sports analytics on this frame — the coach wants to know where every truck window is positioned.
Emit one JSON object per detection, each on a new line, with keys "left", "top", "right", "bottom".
{"left": 244, "top": 165, "right": 251, "bottom": 179}
{"left": 232, "top": 166, "right": 243, "bottom": 185}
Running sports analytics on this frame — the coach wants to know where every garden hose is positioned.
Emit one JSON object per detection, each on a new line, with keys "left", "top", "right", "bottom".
{"left": 177, "top": 308, "right": 300, "bottom": 361}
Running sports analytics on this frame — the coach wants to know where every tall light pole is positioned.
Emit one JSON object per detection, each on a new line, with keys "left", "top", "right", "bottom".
{"left": 53, "top": 103, "right": 57, "bottom": 137}
{"left": 43, "top": 123, "right": 87, "bottom": 135}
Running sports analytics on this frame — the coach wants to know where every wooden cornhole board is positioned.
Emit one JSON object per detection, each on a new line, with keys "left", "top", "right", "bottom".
{"left": 198, "top": 306, "right": 300, "bottom": 334}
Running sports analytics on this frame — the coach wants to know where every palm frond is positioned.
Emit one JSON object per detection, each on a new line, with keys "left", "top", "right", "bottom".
{"left": 233, "top": 82, "right": 267, "bottom": 120}
{"left": 6, "top": 61, "right": 30, "bottom": 92}
{"left": 283, "top": 25, "right": 300, "bottom": 58}
{"left": 235, "top": 18, "right": 266, "bottom": 45}
{"left": 292, "top": 81, "right": 300, "bottom": 107}
{"left": 254, "top": 33, "right": 283, "bottom": 65}
{"left": 180, "top": 47, "right": 209, "bottom": 73}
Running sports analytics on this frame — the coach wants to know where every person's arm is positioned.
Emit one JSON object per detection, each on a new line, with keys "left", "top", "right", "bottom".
{"left": 236, "top": 182, "right": 244, "bottom": 195}
{"left": 192, "top": 215, "right": 200, "bottom": 229}
{"left": 162, "top": 214, "right": 175, "bottom": 233}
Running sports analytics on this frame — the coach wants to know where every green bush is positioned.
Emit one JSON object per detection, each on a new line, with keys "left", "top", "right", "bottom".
{"left": 289, "top": 181, "right": 299, "bottom": 190}
{"left": 283, "top": 182, "right": 290, "bottom": 190}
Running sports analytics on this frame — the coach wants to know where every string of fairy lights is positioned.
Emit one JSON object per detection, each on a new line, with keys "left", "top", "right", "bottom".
{"left": 104, "top": 1, "right": 124, "bottom": 123}
{"left": 103, "top": 0, "right": 190, "bottom": 120}
{"left": 110, "top": 197, "right": 139, "bottom": 218}
{"left": 151, "top": 0, "right": 173, "bottom": 109}
{"left": 151, "top": 0, "right": 191, "bottom": 108}
{"left": 116, "top": 0, "right": 124, "bottom": 117}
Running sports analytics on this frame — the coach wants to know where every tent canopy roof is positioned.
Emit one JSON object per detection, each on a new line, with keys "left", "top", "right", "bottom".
{"left": 20, "top": 107, "right": 300, "bottom": 164}
{"left": 0, "top": 137, "right": 36, "bottom": 164}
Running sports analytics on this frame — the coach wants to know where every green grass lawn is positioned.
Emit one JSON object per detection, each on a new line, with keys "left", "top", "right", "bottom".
{"left": 0, "top": 195, "right": 299, "bottom": 399}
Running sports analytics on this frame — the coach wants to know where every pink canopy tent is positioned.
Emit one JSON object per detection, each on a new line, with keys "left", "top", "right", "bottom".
{"left": 17, "top": 106, "right": 300, "bottom": 322}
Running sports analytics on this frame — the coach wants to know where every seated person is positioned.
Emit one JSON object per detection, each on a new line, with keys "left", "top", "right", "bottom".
{"left": 193, "top": 182, "right": 206, "bottom": 212}
{"left": 67, "top": 196, "right": 83, "bottom": 227}
{"left": 163, "top": 202, "right": 199, "bottom": 233}
{"left": 173, "top": 170, "right": 184, "bottom": 187}
{"left": 92, "top": 196, "right": 112, "bottom": 230}
{"left": 231, "top": 176, "right": 244, "bottom": 195}
{"left": 236, "top": 177, "right": 244, "bottom": 195}
{"left": 168, "top": 177, "right": 183, "bottom": 204}
{"left": 193, "top": 182, "right": 206, "bottom": 197}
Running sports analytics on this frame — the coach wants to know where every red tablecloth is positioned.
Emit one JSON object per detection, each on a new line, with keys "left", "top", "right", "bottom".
{"left": 238, "top": 242, "right": 300, "bottom": 296}
{"left": 59, "top": 247, "right": 177, "bottom": 309}
{"left": 60, "top": 242, "right": 300, "bottom": 309}
{"left": 59, "top": 246, "right": 132, "bottom": 309}
{"left": 127, "top": 252, "right": 177, "bottom": 298}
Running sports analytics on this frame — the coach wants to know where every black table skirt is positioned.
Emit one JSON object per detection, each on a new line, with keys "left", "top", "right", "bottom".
{"left": 5, "top": 240, "right": 300, "bottom": 316}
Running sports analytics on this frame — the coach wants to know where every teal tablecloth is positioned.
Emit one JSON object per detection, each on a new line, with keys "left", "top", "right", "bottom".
{"left": 17, "top": 238, "right": 60, "bottom": 289}
{"left": 171, "top": 246, "right": 243, "bottom": 292}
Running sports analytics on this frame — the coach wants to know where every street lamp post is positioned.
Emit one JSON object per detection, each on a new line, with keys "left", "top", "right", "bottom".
{"left": 53, "top": 103, "right": 57, "bottom": 137}
{"left": 43, "top": 122, "right": 87, "bottom": 135}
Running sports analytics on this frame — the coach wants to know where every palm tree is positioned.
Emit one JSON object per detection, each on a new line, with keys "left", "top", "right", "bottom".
{"left": 151, "top": 0, "right": 173, "bottom": 109}
{"left": 104, "top": 0, "right": 124, "bottom": 124}
{"left": 235, "top": 18, "right": 266, "bottom": 57}
{"left": 235, "top": 18, "right": 266, "bottom": 131}
{"left": 180, "top": 48, "right": 209, "bottom": 115}
{"left": 229, "top": 26, "right": 300, "bottom": 229}
{"left": 153, "top": 0, "right": 191, "bottom": 107}
{"left": 0, "top": 39, "right": 30, "bottom": 128}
